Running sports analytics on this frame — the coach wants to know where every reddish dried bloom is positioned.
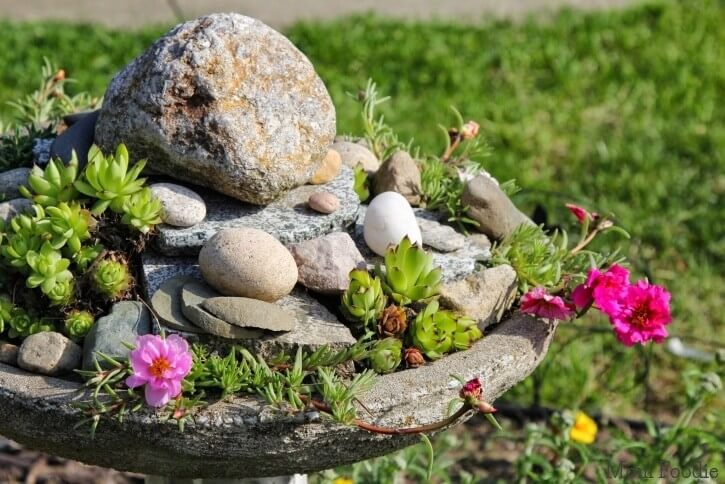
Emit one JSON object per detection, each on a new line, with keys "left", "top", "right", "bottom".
{"left": 404, "top": 347, "right": 425, "bottom": 368}
{"left": 379, "top": 305, "right": 408, "bottom": 337}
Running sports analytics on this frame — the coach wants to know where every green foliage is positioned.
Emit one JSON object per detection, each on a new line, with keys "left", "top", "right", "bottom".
{"left": 0, "top": 125, "right": 47, "bottom": 172}
{"left": 44, "top": 202, "right": 93, "bottom": 254}
{"left": 73, "top": 242, "right": 104, "bottom": 272}
{"left": 354, "top": 79, "right": 409, "bottom": 161}
{"left": 514, "top": 370, "right": 723, "bottom": 483}
{"left": 64, "top": 309, "right": 94, "bottom": 340}
{"left": 7, "top": 307, "right": 52, "bottom": 339}
{"left": 25, "top": 241, "right": 74, "bottom": 303}
{"left": 7, "top": 57, "right": 99, "bottom": 131}
{"left": 1, "top": 208, "right": 44, "bottom": 271}
{"left": 341, "top": 268, "right": 387, "bottom": 330}
{"left": 92, "top": 257, "right": 131, "bottom": 300}
{"left": 0, "top": 293, "right": 12, "bottom": 334}
{"left": 376, "top": 236, "right": 442, "bottom": 305}
{"left": 19, "top": 154, "right": 80, "bottom": 206}
{"left": 368, "top": 337, "right": 402, "bottom": 374}
{"left": 316, "top": 367, "right": 377, "bottom": 425}
{"left": 410, "top": 300, "right": 482, "bottom": 360}
{"left": 492, "top": 224, "right": 570, "bottom": 293}
{"left": 352, "top": 164, "right": 370, "bottom": 201}
{"left": 74, "top": 144, "right": 147, "bottom": 215}
{"left": 120, "top": 187, "right": 163, "bottom": 234}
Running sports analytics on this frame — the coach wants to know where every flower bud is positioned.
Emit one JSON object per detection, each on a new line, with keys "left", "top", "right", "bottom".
{"left": 460, "top": 377, "right": 483, "bottom": 400}
{"left": 404, "top": 347, "right": 425, "bottom": 368}
{"left": 460, "top": 121, "right": 480, "bottom": 140}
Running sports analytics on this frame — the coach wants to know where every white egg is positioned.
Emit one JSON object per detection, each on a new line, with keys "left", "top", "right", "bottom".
{"left": 363, "top": 191, "right": 423, "bottom": 256}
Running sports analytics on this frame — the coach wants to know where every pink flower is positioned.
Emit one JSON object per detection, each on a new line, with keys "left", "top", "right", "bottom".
{"left": 460, "top": 121, "right": 480, "bottom": 140}
{"left": 520, "top": 287, "right": 575, "bottom": 320}
{"left": 610, "top": 280, "right": 672, "bottom": 346}
{"left": 572, "top": 264, "right": 630, "bottom": 316}
{"left": 126, "top": 334, "right": 192, "bottom": 407}
{"left": 565, "top": 203, "right": 592, "bottom": 224}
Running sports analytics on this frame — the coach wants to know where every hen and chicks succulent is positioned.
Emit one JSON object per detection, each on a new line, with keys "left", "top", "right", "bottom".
{"left": 342, "top": 236, "right": 482, "bottom": 374}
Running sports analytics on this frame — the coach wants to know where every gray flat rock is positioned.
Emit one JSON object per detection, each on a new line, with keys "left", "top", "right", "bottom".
{"left": 181, "top": 280, "right": 221, "bottom": 316}
{"left": 202, "top": 297, "right": 295, "bottom": 332}
{"left": 155, "top": 165, "right": 360, "bottom": 256}
{"left": 150, "top": 276, "right": 206, "bottom": 334}
{"left": 184, "top": 304, "right": 265, "bottom": 340}
{"left": 415, "top": 211, "right": 466, "bottom": 252}
{"left": 141, "top": 253, "right": 356, "bottom": 357}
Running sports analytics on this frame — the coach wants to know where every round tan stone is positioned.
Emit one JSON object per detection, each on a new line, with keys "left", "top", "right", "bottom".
{"left": 308, "top": 191, "right": 340, "bottom": 214}
{"left": 198, "top": 228, "right": 298, "bottom": 302}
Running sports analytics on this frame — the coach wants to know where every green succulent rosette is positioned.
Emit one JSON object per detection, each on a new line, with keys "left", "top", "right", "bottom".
{"left": 376, "top": 236, "right": 442, "bottom": 305}
{"left": 93, "top": 258, "right": 132, "bottom": 299}
{"left": 410, "top": 300, "right": 482, "bottom": 360}
{"left": 64, "top": 309, "right": 95, "bottom": 340}
{"left": 19, "top": 154, "right": 80, "bottom": 207}
{"left": 341, "top": 268, "right": 387, "bottom": 329}
{"left": 0, "top": 293, "right": 13, "bottom": 334}
{"left": 121, "top": 187, "right": 163, "bottom": 234}
{"left": 369, "top": 337, "right": 403, "bottom": 374}
{"left": 25, "top": 241, "right": 74, "bottom": 296}
{"left": 74, "top": 144, "right": 147, "bottom": 215}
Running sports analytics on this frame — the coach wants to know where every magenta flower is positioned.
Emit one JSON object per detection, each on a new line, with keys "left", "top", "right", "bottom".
{"left": 126, "top": 334, "right": 192, "bottom": 407}
{"left": 520, "top": 287, "right": 575, "bottom": 320}
{"left": 460, "top": 377, "right": 483, "bottom": 400}
{"left": 610, "top": 280, "right": 672, "bottom": 346}
{"left": 565, "top": 203, "right": 592, "bottom": 224}
{"left": 572, "top": 264, "right": 630, "bottom": 316}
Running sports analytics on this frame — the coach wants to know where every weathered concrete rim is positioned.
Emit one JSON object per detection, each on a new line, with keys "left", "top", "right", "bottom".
{"left": 0, "top": 312, "right": 557, "bottom": 478}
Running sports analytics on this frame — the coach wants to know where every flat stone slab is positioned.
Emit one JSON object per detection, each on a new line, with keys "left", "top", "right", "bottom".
{"left": 0, "top": 312, "right": 557, "bottom": 478}
{"left": 155, "top": 166, "right": 360, "bottom": 256}
{"left": 141, "top": 254, "right": 355, "bottom": 358}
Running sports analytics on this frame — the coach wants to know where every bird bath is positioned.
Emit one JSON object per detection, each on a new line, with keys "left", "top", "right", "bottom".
{"left": 0, "top": 313, "right": 556, "bottom": 479}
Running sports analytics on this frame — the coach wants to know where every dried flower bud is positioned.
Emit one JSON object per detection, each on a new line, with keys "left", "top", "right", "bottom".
{"left": 460, "top": 121, "right": 480, "bottom": 140}
{"left": 53, "top": 69, "right": 66, "bottom": 82}
{"left": 404, "top": 347, "right": 425, "bottom": 368}
{"left": 460, "top": 377, "right": 483, "bottom": 400}
{"left": 379, "top": 305, "right": 408, "bottom": 337}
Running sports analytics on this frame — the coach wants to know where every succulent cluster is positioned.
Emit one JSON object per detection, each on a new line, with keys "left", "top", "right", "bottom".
{"left": 0, "top": 143, "right": 158, "bottom": 343}
{"left": 341, "top": 237, "right": 482, "bottom": 374}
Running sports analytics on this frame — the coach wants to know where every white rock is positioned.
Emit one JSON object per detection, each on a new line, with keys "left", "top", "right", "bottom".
{"left": 363, "top": 191, "right": 422, "bottom": 256}
{"left": 150, "top": 183, "right": 207, "bottom": 227}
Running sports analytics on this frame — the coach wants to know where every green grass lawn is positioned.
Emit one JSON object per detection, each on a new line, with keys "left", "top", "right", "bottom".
{"left": 0, "top": 0, "right": 721, "bottom": 419}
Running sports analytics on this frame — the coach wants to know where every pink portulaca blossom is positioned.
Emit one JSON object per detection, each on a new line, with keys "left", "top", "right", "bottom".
{"left": 520, "top": 287, "right": 575, "bottom": 320}
{"left": 610, "top": 280, "right": 672, "bottom": 346}
{"left": 571, "top": 264, "right": 630, "bottom": 316}
{"left": 126, "top": 334, "right": 193, "bottom": 407}
{"left": 565, "top": 203, "right": 592, "bottom": 224}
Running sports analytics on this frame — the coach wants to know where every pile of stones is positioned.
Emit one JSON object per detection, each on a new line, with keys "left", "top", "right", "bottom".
{"left": 2, "top": 12, "right": 530, "bottom": 379}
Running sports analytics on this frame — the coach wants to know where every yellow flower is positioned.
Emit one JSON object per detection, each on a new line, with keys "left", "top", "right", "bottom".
{"left": 333, "top": 479, "right": 353, "bottom": 484}
{"left": 570, "top": 411, "right": 598, "bottom": 444}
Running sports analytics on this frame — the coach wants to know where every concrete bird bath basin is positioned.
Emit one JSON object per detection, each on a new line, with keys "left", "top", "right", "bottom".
{"left": 0, "top": 313, "right": 556, "bottom": 478}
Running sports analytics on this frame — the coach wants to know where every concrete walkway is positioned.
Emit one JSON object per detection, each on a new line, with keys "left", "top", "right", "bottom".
{"left": 1, "top": 0, "right": 641, "bottom": 29}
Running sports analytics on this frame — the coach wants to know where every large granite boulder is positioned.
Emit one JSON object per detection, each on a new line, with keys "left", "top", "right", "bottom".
{"left": 95, "top": 13, "right": 336, "bottom": 205}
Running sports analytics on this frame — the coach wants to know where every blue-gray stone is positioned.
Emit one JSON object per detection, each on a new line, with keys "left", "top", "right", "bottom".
{"left": 0, "top": 168, "right": 30, "bottom": 200}
{"left": 82, "top": 301, "right": 151, "bottom": 370}
{"left": 154, "top": 165, "right": 359, "bottom": 256}
{"left": 50, "top": 110, "right": 99, "bottom": 168}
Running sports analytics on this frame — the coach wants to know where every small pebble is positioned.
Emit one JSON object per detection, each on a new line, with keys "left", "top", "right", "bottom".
{"left": 308, "top": 191, "right": 340, "bottom": 214}
{"left": 150, "top": 183, "right": 207, "bottom": 227}
{"left": 308, "top": 149, "right": 342, "bottom": 185}
{"left": 0, "top": 198, "right": 33, "bottom": 223}
{"left": 0, "top": 342, "right": 19, "bottom": 366}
